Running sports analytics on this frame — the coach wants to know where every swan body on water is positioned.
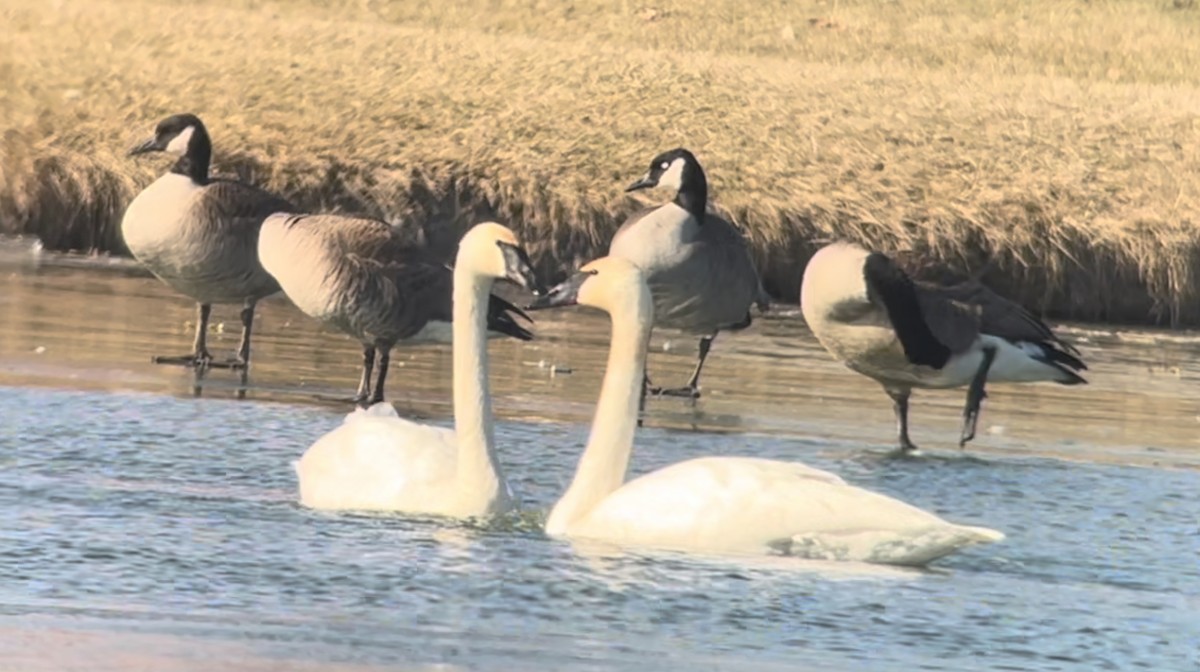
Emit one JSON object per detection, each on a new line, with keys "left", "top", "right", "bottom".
{"left": 528, "top": 256, "right": 1003, "bottom": 566}
{"left": 294, "top": 222, "right": 539, "bottom": 518}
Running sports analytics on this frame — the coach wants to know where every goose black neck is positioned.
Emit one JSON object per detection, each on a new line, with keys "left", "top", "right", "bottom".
{"left": 672, "top": 161, "right": 708, "bottom": 220}
{"left": 169, "top": 128, "right": 212, "bottom": 184}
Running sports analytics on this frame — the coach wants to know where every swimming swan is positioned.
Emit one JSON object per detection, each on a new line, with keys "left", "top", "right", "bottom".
{"left": 527, "top": 256, "right": 1004, "bottom": 566}
{"left": 294, "top": 222, "right": 540, "bottom": 517}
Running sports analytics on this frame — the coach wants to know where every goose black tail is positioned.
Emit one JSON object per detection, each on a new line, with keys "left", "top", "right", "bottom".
{"left": 487, "top": 294, "right": 535, "bottom": 341}
{"left": 1034, "top": 341, "right": 1088, "bottom": 385}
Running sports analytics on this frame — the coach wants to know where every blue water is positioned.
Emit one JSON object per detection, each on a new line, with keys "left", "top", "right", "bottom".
{"left": 2, "top": 386, "right": 1198, "bottom": 671}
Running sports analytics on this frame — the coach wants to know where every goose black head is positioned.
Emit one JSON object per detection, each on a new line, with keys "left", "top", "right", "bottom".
{"left": 624, "top": 148, "right": 701, "bottom": 193}
{"left": 128, "top": 113, "right": 208, "bottom": 157}
{"left": 624, "top": 147, "right": 708, "bottom": 218}
{"left": 128, "top": 113, "right": 213, "bottom": 182}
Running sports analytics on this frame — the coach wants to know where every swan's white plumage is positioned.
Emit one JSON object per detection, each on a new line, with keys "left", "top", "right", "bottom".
{"left": 543, "top": 256, "right": 1004, "bottom": 566}
{"left": 292, "top": 222, "right": 522, "bottom": 518}
{"left": 295, "top": 404, "right": 458, "bottom": 511}
{"left": 560, "top": 456, "right": 1002, "bottom": 566}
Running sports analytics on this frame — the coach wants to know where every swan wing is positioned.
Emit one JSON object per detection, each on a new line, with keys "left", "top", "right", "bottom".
{"left": 295, "top": 404, "right": 459, "bottom": 513}
{"left": 571, "top": 456, "right": 1002, "bottom": 566}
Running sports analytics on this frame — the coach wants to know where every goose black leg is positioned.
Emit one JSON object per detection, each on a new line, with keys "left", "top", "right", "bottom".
{"left": 651, "top": 332, "right": 717, "bottom": 400}
{"left": 235, "top": 366, "right": 249, "bottom": 401}
{"left": 959, "top": 346, "right": 998, "bottom": 448}
{"left": 191, "top": 364, "right": 208, "bottom": 398}
{"left": 353, "top": 345, "right": 376, "bottom": 406}
{"left": 367, "top": 347, "right": 390, "bottom": 406}
{"left": 228, "top": 298, "right": 257, "bottom": 370}
{"left": 154, "top": 303, "right": 215, "bottom": 370}
{"left": 637, "top": 372, "right": 651, "bottom": 427}
{"left": 884, "top": 386, "right": 919, "bottom": 454}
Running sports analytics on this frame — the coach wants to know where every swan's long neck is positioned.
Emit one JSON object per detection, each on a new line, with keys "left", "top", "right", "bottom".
{"left": 545, "top": 285, "right": 652, "bottom": 535}
{"left": 451, "top": 266, "right": 506, "bottom": 515}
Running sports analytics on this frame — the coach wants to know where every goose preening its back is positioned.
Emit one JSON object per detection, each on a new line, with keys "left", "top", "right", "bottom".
{"left": 527, "top": 256, "right": 1002, "bottom": 566}
{"left": 609, "top": 148, "right": 769, "bottom": 401}
{"left": 800, "top": 241, "right": 1088, "bottom": 455}
{"left": 258, "top": 213, "right": 534, "bottom": 405}
{"left": 122, "top": 113, "right": 292, "bottom": 370}
{"left": 293, "top": 222, "right": 539, "bottom": 516}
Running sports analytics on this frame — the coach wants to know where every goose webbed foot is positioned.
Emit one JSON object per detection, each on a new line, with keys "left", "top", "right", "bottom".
{"left": 312, "top": 384, "right": 370, "bottom": 406}
{"left": 313, "top": 393, "right": 370, "bottom": 406}
{"left": 362, "top": 393, "right": 384, "bottom": 409}
{"left": 323, "top": 348, "right": 388, "bottom": 408}
{"left": 315, "top": 377, "right": 381, "bottom": 409}
{"left": 897, "top": 436, "right": 922, "bottom": 456}
{"left": 152, "top": 350, "right": 234, "bottom": 371}
{"left": 351, "top": 390, "right": 374, "bottom": 408}
{"left": 211, "top": 355, "right": 250, "bottom": 371}
{"left": 155, "top": 303, "right": 243, "bottom": 370}
{"left": 650, "top": 333, "right": 715, "bottom": 400}
{"left": 650, "top": 384, "right": 702, "bottom": 400}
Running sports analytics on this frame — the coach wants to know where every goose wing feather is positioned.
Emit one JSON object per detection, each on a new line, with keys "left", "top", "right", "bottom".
{"left": 910, "top": 285, "right": 983, "bottom": 354}
{"left": 696, "top": 214, "right": 769, "bottom": 315}
{"left": 198, "top": 179, "right": 295, "bottom": 233}
{"left": 612, "top": 207, "right": 765, "bottom": 331}
{"left": 862, "top": 251, "right": 978, "bottom": 363}
{"left": 270, "top": 213, "right": 532, "bottom": 342}
{"left": 928, "top": 282, "right": 1078, "bottom": 355}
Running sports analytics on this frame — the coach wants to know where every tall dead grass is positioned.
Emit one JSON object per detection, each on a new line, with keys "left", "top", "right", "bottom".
{"left": 2, "top": 0, "right": 1199, "bottom": 324}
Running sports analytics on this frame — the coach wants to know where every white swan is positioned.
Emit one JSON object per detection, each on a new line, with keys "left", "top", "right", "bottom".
{"left": 527, "top": 257, "right": 1004, "bottom": 566}
{"left": 294, "top": 222, "right": 540, "bottom": 517}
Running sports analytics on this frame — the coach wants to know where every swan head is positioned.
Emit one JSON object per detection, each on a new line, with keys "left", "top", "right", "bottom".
{"left": 625, "top": 147, "right": 700, "bottom": 193}
{"left": 526, "top": 256, "right": 652, "bottom": 320}
{"left": 129, "top": 113, "right": 207, "bottom": 157}
{"left": 456, "top": 221, "right": 543, "bottom": 292}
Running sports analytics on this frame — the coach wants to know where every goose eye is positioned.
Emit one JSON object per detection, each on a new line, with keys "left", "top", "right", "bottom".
{"left": 660, "top": 161, "right": 669, "bottom": 170}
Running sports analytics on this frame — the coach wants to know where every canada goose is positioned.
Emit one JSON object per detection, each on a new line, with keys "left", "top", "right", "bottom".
{"left": 295, "top": 222, "right": 539, "bottom": 516}
{"left": 526, "top": 256, "right": 1002, "bottom": 565}
{"left": 258, "top": 213, "right": 535, "bottom": 405}
{"left": 122, "top": 113, "right": 292, "bottom": 370}
{"left": 800, "top": 241, "right": 1088, "bottom": 454}
{"left": 609, "top": 148, "right": 768, "bottom": 401}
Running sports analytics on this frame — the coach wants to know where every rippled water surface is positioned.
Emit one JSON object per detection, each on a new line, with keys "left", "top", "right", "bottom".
{"left": 2, "top": 241, "right": 1199, "bottom": 671}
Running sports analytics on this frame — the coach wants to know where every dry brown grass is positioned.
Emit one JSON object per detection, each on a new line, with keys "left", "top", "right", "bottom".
{"left": 2, "top": 0, "right": 1199, "bottom": 324}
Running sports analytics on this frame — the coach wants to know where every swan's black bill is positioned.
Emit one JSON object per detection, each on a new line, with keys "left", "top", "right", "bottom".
{"left": 624, "top": 173, "right": 657, "bottom": 192}
{"left": 497, "top": 241, "right": 544, "bottom": 294}
{"left": 128, "top": 137, "right": 165, "bottom": 156}
{"left": 526, "top": 270, "right": 595, "bottom": 310}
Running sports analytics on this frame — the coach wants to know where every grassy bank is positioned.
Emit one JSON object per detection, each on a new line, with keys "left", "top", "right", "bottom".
{"left": 2, "top": 0, "right": 1199, "bottom": 324}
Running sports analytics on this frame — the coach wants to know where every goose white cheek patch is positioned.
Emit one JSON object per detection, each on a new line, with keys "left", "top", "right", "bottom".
{"left": 165, "top": 125, "right": 194, "bottom": 155}
{"left": 657, "top": 158, "right": 685, "bottom": 190}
